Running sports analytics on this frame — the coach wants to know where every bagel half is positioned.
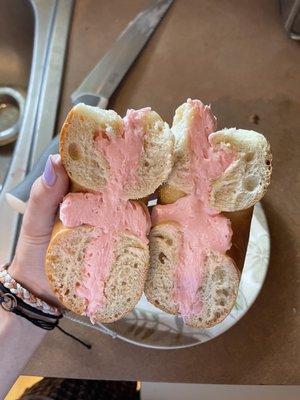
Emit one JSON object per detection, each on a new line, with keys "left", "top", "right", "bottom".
{"left": 145, "top": 99, "right": 270, "bottom": 328}
{"left": 159, "top": 101, "right": 272, "bottom": 211}
{"left": 46, "top": 221, "right": 149, "bottom": 323}
{"left": 60, "top": 103, "right": 174, "bottom": 199}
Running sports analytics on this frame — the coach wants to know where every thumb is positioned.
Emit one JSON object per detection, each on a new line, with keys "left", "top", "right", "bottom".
{"left": 21, "top": 154, "right": 69, "bottom": 238}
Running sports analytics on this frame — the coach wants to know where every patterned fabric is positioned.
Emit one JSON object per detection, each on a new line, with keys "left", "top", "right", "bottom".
{"left": 19, "top": 378, "right": 140, "bottom": 400}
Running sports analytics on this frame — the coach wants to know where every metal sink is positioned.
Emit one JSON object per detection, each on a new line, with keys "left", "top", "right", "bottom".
{"left": 0, "top": 0, "right": 73, "bottom": 265}
{"left": 0, "top": 0, "right": 34, "bottom": 190}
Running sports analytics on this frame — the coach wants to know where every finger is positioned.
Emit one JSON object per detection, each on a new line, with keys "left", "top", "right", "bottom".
{"left": 21, "top": 154, "right": 69, "bottom": 238}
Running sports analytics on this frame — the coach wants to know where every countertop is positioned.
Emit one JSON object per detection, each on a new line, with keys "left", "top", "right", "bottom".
{"left": 25, "top": 0, "right": 300, "bottom": 384}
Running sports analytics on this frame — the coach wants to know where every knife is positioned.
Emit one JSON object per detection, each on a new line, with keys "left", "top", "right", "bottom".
{"left": 6, "top": 0, "right": 173, "bottom": 213}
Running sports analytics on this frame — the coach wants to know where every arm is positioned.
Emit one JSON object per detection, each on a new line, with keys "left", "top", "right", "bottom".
{"left": 0, "top": 308, "right": 46, "bottom": 398}
{"left": 0, "top": 154, "right": 69, "bottom": 399}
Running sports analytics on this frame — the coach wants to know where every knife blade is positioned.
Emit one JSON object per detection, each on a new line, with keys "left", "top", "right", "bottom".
{"left": 71, "top": 0, "right": 173, "bottom": 106}
{"left": 6, "top": 0, "right": 173, "bottom": 212}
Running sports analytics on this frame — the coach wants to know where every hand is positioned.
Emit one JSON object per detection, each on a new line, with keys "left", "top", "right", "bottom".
{"left": 8, "top": 154, "right": 69, "bottom": 306}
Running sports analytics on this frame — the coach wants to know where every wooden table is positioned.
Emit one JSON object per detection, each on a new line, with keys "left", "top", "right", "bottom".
{"left": 25, "top": 0, "right": 300, "bottom": 384}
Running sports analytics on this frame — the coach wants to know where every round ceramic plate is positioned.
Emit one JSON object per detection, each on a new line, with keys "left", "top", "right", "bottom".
{"left": 65, "top": 203, "right": 270, "bottom": 349}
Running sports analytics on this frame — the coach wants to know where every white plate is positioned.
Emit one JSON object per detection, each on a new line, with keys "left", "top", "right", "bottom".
{"left": 65, "top": 203, "right": 270, "bottom": 349}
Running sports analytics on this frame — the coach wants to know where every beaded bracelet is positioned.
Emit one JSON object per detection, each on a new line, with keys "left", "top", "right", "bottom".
{"left": 0, "top": 267, "right": 60, "bottom": 316}
{"left": 0, "top": 265, "right": 62, "bottom": 331}
{"left": 0, "top": 265, "right": 91, "bottom": 348}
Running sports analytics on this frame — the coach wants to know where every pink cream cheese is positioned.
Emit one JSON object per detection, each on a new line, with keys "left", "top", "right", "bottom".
{"left": 152, "top": 196, "right": 232, "bottom": 317}
{"left": 60, "top": 193, "right": 150, "bottom": 318}
{"left": 151, "top": 99, "right": 236, "bottom": 319}
{"left": 94, "top": 107, "right": 152, "bottom": 199}
{"left": 60, "top": 108, "right": 152, "bottom": 320}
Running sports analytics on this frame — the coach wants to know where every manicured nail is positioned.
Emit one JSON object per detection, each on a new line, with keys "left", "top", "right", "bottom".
{"left": 42, "top": 155, "right": 57, "bottom": 186}
{"left": 51, "top": 154, "right": 61, "bottom": 164}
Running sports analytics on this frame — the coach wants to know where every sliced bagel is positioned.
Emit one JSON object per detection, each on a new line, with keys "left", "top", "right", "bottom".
{"left": 60, "top": 104, "right": 122, "bottom": 192}
{"left": 159, "top": 100, "right": 272, "bottom": 211}
{"left": 123, "top": 108, "right": 174, "bottom": 199}
{"left": 149, "top": 99, "right": 267, "bottom": 328}
{"left": 144, "top": 223, "right": 181, "bottom": 315}
{"left": 46, "top": 221, "right": 149, "bottom": 323}
{"left": 209, "top": 128, "right": 272, "bottom": 211}
{"left": 145, "top": 222, "right": 240, "bottom": 328}
{"left": 160, "top": 101, "right": 205, "bottom": 198}
{"left": 60, "top": 103, "right": 174, "bottom": 198}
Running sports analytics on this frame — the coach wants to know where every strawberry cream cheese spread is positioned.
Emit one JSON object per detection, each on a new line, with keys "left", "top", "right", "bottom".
{"left": 60, "top": 109, "right": 152, "bottom": 320}
{"left": 151, "top": 99, "right": 235, "bottom": 320}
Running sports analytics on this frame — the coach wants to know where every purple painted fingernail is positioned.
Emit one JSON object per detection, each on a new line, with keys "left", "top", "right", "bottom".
{"left": 42, "top": 155, "right": 57, "bottom": 186}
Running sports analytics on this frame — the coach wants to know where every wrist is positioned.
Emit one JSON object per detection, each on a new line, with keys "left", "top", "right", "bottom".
{"left": 0, "top": 269, "right": 62, "bottom": 333}
{"left": 8, "top": 259, "right": 62, "bottom": 308}
{"left": 0, "top": 306, "right": 46, "bottom": 400}
{"left": 8, "top": 259, "right": 46, "bottom": 300}
{"left": 9, "top": 259, "right": 39, "bottom": 293}
{"left": 0, "top": 305, "right": 47, "bottom": 338}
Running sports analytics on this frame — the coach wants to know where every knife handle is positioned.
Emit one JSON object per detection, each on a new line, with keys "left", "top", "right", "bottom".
{"left": 72, "top": 94, "right": 108, "bottom": 109}
{"left": 6, "top": 136, "right": 59, "bottom": 212}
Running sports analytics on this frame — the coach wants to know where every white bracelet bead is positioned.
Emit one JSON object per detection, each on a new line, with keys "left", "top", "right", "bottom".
{"left": 0, "top": 267, "right": 60, "bottom": 316}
